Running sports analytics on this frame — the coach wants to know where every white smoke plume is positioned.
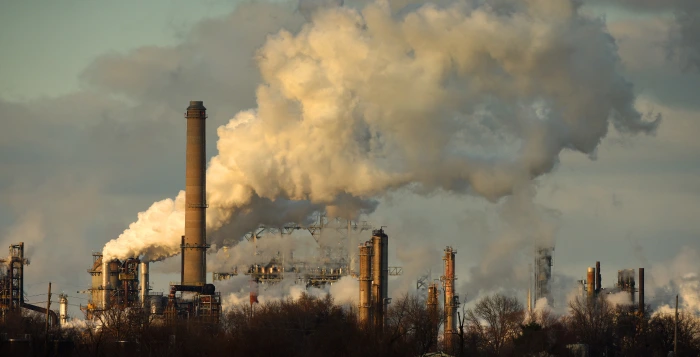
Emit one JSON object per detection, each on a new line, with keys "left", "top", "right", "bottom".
{"left": 103, "top": 0, "right": 659, "bottom": 262}
{"left": 648, "top": 247, "right": 700, "bottom": 316}
{"left": 218, "top": 275, "right": 356, "bottom": 311}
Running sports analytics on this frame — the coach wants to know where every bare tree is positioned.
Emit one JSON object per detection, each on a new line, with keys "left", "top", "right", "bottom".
{"left": 567, "top": 295, "right": 615, "bottom": 355}
{"left": 466, "top": 294, "right": 524, "bottom": 356}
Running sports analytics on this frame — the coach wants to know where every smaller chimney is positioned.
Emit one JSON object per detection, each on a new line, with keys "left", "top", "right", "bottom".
{"left": 595, "top": 261, "right": 601, "bottom": 293}
{"left": 639, "top": 268, "right": 645, "bottom": 315}
{"left": 587, "top": 267, "right": 595, "bottom": 298}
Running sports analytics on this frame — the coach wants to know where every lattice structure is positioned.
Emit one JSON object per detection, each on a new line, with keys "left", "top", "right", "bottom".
{"left": 0, "top": 243, "right": 29, "bottom": 316}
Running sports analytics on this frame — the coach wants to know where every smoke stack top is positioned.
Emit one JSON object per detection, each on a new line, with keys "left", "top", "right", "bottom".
{"left": 101, "top": 0, "right": 660, "bottom": 263}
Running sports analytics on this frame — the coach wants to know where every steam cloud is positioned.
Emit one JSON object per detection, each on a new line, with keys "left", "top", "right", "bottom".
{"left": 103, "top": 0, "right": 659, "bottom": 262}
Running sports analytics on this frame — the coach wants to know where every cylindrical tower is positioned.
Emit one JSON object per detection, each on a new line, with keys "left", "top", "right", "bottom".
{"left": 140, "top": 261, "right": 149, "bottom": 308}
{"left": 182, "top": 101, "right": 208, "bottom": 286}
{"left": 371, "top": 229, "right": 388, "bottom": 333}
{"left": 102, "top": 259, "right": 110, "bottom": 310}
{"left": 595, "top": 261, "right": 601, "bottom": 293}
{"left": 358, "top": 243, "right": 372, "bottom": 329}
{"left": 587, "top": 267, "right": 595, "bottom": 298}
{"left": 59, "top": 294, "right": 68, "bottom": 326}
{"left": 427, "top": 283, "right": 439, "bottom": 352}
{"left": 442, "top": 246, "right": 457, "bottom": 352}
{"left": 639, "top": 267, "right": 645, "bottom": 315}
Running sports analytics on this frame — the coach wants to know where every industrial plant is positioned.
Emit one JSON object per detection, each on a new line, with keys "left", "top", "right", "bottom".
{"left": 0, "top": 101, "right": 693, "bottom": 357}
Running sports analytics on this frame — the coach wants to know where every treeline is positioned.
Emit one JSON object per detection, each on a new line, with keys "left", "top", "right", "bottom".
{"left": 1, "top": 293, "right": 699, "bottom": 356}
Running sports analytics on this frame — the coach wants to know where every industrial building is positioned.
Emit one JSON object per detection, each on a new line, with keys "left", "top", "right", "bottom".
{"left": 576, "top": 261, "right": 646, "bottom": 314}
{"left": 357, "top": 228, "right": 390, "bottom": 332}
{"left": 0, "top": 242, "right": 58, "bottom": 327}
{"left": 81, "top": 101, "right": 221, "bottom": 324}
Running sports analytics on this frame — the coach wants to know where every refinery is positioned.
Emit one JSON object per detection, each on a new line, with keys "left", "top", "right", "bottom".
{"left": 2, "top": 0, "right": 700, "bottom": 356}
{"left": 0, "top": 101, "right": 668, "bottom": 357}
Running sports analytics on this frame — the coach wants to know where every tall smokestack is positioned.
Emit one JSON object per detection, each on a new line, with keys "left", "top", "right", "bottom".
{"left": 639, "top": 268, "right": 645, "bottom": 315}
{"left": 140, "top": 261, "right": 149, "bottom": 308}
{"left": 442, "top": 246, "right": 458, "bottom": 352}
{"left": 371, "top": 229, "right": 388, "bottom": 333}
{"left": 587, "top": 267, "right": 595, "bottom": 298}
{"left": 595, "top": 261, "right": 601, "bottom": 293}
{"left": 182, "top": 101, "right": 208, "bottom": 286}
{"left": 358, "top": 242, "right": 372, "bottom": 329}
{"left": 427, "top": 283, "right": 439, "bottom": 353}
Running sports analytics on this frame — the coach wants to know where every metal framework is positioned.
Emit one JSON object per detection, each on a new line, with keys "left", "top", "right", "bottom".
{"left": 0, "top": 243, "right": 29, "bottom": 315}
{"left": 235, "top": 214, "right": 374, "bottom": 286}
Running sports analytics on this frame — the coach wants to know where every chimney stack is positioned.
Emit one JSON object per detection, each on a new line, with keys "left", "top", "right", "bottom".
{"left": 371, "top": 229, "right": 388, "bottom": 333}
{"left": 182, "top": 101, "right": 208, "bottom": 286}
{"left": 639, "top": 268, "right": 645, "bottom": 315}
{"left": 140, "top": 261, "right": 149, "bottom": 309}
{"left": 358, "top": 242, "right": 372, "bottom": 329}
{"left": 595, "top": 261, "right": 601, "bottom": 293}
{"left": 427, "top": 283, "right": 439, "bottom": 352}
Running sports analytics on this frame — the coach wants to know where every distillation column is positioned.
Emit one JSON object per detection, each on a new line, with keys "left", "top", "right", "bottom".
{"left": 587, "top": 267, "right": 595, "bottom": 298}
{"left": 59, "top": 294, "right": 68, "bottom": 325}
{"left": 358, "top": 242, "right": 372, "bottom": 329}
{"left": 102, "top": 259, "right": 110, "bottom": 310}
{"left": 639, "top": 268, "right": 645, "bottom": 315}
{"left": 427, "top": 283, "right": 439, "bottom": 353}
{"left": 442, "top": 246, "right": 458, "bottom": 352}
{"left": 182, "top": 101, "right": 208, "bottom": 286}
{"left": 371, "top": 229, "right": 388, "bottom": 333}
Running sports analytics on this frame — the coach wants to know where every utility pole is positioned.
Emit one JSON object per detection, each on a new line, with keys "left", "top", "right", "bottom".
{"left": 674, "top": 294, "right": 678, "bottom": 356}
{"left": 45, "top": 282, "right": 52, "bottom": 338}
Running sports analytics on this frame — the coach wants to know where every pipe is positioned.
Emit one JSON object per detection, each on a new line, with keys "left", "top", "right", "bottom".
{"left": 22, "top": 303, "right": 58, "bottom": 328}
{"left": 140, "top": 261, "right": 149, "bottom": 309}
{"left": 182, "top": 101, "right": 208, "bottom": 286}
{"left": 443, "top": 246, "right": 457, "bottom": 352}
{"left": 595, "top": 261, "right": 601, "bottom": 293}
{"left": 587, "top": 267, "right": 595, "bottom": 298}
{"left": 358, "top": 243, "right": 372, "bottom": 329}
{"left": 639, "top": 268, "right": 645, "bottom": 315}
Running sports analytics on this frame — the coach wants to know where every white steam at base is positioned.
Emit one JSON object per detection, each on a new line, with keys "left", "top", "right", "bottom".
{"left": 103, "top": 0, "right": 659, "bottom": 262}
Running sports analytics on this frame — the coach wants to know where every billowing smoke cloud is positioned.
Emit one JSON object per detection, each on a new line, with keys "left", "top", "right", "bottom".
{"left": 648, "top": 247, "right": 700, "bottom": 315}
{"left": 103, "top": 0, "right": 659, "bottom": 262}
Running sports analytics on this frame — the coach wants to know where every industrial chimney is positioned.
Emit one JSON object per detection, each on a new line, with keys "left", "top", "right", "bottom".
{"left": 182, "top": 101, "right": 208, "bottom": 286}
{"left": 427, "top": 283, "right": 439, "bottom": 353}
{"left": 639, "top": 267, "right": 645, "bottom": 315}
{"left": 442, "top": 246, "right": 458, "bottom": 352}
{"left": 587, "top": 267, "right": 595, "bottom": 298}
{"left": 140, "top": 261, "right": 149, "bottom": 309}
{"left": 371, "top": 229, "right": 388, "bottom": 333}
{"left": 358, "top": 242, "right": 372, "bottom": 329}
{"left": 595, "top": 261, "right": 601, "bottom": 293}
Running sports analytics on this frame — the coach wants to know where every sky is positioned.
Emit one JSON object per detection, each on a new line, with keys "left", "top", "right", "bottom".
{"left": 1, "top": 0, "right": 699, "bottom": 318}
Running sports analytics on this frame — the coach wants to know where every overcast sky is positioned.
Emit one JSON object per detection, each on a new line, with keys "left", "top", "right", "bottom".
{"left": 1, "top": 0, "right": 698, "bottom": 318}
